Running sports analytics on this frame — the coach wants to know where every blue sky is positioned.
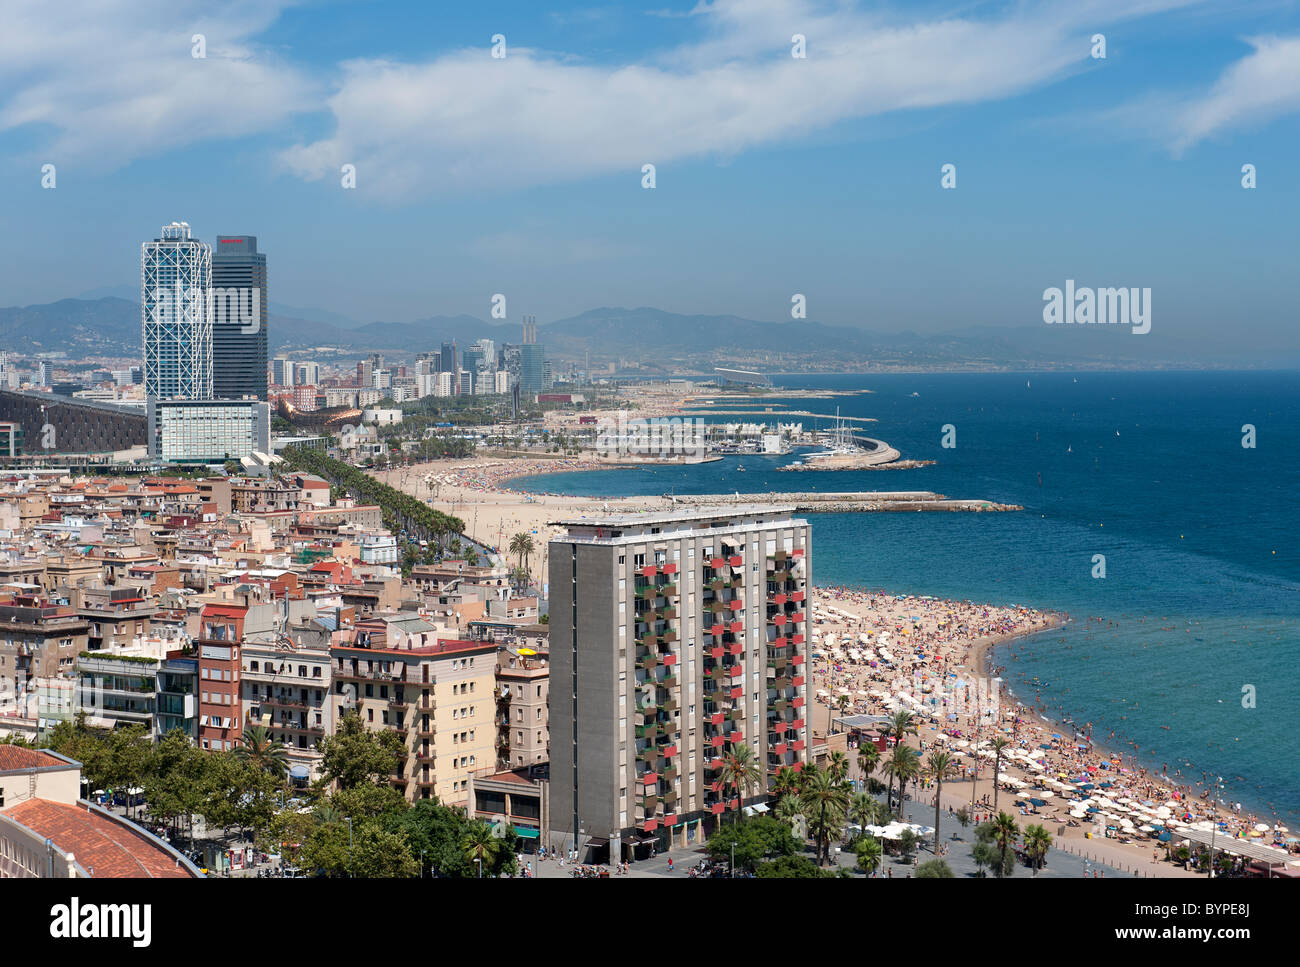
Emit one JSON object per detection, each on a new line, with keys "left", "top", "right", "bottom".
{"left": 2, "top": 0, "right": 1298, "bottom": 356}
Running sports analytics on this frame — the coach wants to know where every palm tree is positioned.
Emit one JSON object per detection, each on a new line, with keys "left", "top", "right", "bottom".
{"left": 799, "top": 767, "right": 851, "bottom": 866}
{"left": 461, "top": 821, "right": 498, "bottom": 876}
{"left": 854, "top": 835, "right": 883, "bottom": 875}
{"left": 857, "top": 742, "right": 881, "bottom": 782}
{"left": 508, "top": 533, "right": 535, "bottom": 583}
{"left": 990, "top": 737, "right": 1012, "bottom": 812}
{"left": 924, "top": 749, "right": 957, "bottom": 851}
{"left": 992, "top": 811, "right": 1019, "bottom": 877}
{"left": 717, "top": 743, "right": 761, "bottom": 823}
{"left": 772, "top": 766, "right": 800, "bottom": 800}
{"left": 884, "top": 745, "right": 921, "bottom": 819}
{"left": 234, "top": 725, "right": 289, "bottom": 776}
{"left": 827, "top": 751, "right": 850, "bottom": 784}
{"left": 889, "top": 709, "right": 918, "bottom": 748}
{"left": 774, "top": 793, "right": 802, "bottom": 826}
{"left": 849, "top": 790, "right": 885, "bottom": 833}
{"left": 834, "top": 693, "right": 851, "bottom": 724}
{"left": 1023, "top": 823, "right": 1052, "bottom": 874}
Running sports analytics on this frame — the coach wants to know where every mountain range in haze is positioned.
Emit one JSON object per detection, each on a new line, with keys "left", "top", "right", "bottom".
{"left": 0, "top": 294, "right": 1291, "bottom": 374}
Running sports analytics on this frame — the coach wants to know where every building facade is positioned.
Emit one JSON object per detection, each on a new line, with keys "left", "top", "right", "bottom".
{"left": 147, "top": 398, "right": 271, "bottom": 463}
{"left": 547, "top": 505, "right": 811, "bottom": 860}
{"left": 210, "top": 235, "right": 268, "bottom": 401}
{"left": 142, "top": 222, "right": 212, "bottom": 401}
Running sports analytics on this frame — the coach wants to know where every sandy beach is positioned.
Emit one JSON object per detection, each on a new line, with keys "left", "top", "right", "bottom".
{"left": 804, "top": 587, "right": 1297, "bottom": 876}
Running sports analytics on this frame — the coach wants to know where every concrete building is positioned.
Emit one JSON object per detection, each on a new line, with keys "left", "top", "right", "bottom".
{"left": 331, "top": 619, "right": 497, "bottom": 805}
{"left": 547, "top": 505, "right": 811, "bottom": 861}
{"left": 147, "top": 398, "right": 271, "bottom": 463}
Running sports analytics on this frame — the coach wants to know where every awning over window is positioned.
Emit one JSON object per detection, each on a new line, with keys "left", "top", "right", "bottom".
{"left": 513, "top": 826, "right": 541, "bottom": 839}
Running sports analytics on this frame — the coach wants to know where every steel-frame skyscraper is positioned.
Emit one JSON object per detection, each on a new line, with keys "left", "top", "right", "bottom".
{"left": 142, "top": 221, "right": 212, "bottom": 401}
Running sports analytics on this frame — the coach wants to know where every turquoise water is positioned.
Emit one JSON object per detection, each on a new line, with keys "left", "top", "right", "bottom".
{"left": 514, "top": 372, "right": 1300, "bottom": 825}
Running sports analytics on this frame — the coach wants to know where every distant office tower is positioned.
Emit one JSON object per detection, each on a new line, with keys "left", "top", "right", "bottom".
{"left": 37, "top": 361, "right": 50, "bottom": 387}
{"left": 494, "top": 370, "right": 510, "bottom": 395}
{"left": 356, "top": 360, "right": 373, "bottom": 388}
{"left": 461, "top": 346, "right": 485, "bottom": 375}
{"left": 142, "top": 221, "right": 212, "bottom": 401}
{"left": 271, "top": 357, "right": 295, "bottom": 387}
{"left": 458, "top": 371, "right": 472, "bottom": 395}
{"left": 520, "top": 344, "right": 546, "bottom": 396}
{"left": 211, "top": 235, "right": 268, "bottom": 400}
{"left": 296, "top": 361, "right": 320, "bottom": 386}
{"left": 474, "top": 338, "right": 495, "bottom": 365}
{"left": 548, "top": 506, "right": 812, "bottom": 860}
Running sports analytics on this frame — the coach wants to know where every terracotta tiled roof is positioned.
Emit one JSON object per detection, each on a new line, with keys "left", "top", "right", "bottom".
{"left": 0, "top": 745, "right": 68, "bottom": 773}
{"left": 6, "top": 799, "right": 197, "bottom": 878}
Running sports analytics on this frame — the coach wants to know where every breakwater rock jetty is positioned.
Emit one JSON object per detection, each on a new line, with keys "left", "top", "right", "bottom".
{"left": 665, "top": 491, "right": 1022, "bottom": 512}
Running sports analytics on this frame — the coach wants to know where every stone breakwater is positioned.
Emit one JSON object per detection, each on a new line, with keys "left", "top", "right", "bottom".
{"left": 666, "top": 491, "right": 1022, "bottom": 512}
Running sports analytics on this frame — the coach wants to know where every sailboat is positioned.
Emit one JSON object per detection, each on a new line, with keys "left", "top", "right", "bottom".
{"left": 736, "top": 462, "right": 746, "bottom": 472}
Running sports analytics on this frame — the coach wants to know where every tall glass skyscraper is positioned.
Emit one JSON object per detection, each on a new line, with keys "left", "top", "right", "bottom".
{"left": 142, "top": 222, "right": 211, "bottom": 401}
{"left": 211, "top": 235, "right": 268, "bottom": 400}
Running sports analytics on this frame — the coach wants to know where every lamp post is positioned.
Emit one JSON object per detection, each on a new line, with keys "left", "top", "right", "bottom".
{"left": 346, "top": 817, "right": 353, "bottom": 877}
{"left": 475, "top": 856, "right": 482, "bottom": 879}
{"left": 1208, "top": 776, "right": 1224, "bottom": 878}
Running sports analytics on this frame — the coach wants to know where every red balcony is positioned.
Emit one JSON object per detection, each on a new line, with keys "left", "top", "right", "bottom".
{"left": 710, "top": 712, "right": 723, "bottom": 725}
{"left": 727, "top": 555, "right": 742, "bottom": 567}
{"left": 790, "top": 718, "right": 805, "bottom": 730}
{"left": 728, "top": 797, "right": 739, "bottom": 809}
{"left": 771, "top": 614, "right": 786, "bottom": 627}
{"left": 790, "top": 739, "right": 805, "bottom": 752}
{"left": 662, "top": 563, "right": 677, "bottom": 575}
{"left": 791, "top": 654, "right": 805, "bottom": 666}
{"left": 791, "top": 548, "right": 804, "bottom": 558}
{"left": 729, "top": 686, "right": 743, "bottom": 699}
{"left": 792, "top": 696, "right": 805, "bottom": 709}
{"left": 791, "top": 634, "right": 805, "bottom": 645}
{"left": 729, "top": 730, "right": 743, "bottom": 743}
{"left": 641, "top": 772, "right": 659, "bottom": 785}
{"left": 728, "top": 665, "right": 744, "bottom": 679}
{"left": 710, "top": 623, "right": 725, "bottom": 637}
{"left": 773, "top": 742, "right": 787, "bottom": 755}
{"left": 728, "top": 621, "right": 744, "bottom": 634}
{"left": 792, "top": 675, "right": 805, "bottom": 687}
{"left": 709, "top": 557, "right": 724, "bottom": 569}
{"left": 711, "top": 802, "right": 725, "bottom": 815}
{"left": 792, "top": 761, "right": 804, "bottom": 772}
{"left": 642, "top": 818, "right": 659, "bottom": 832}
{"left": 663, "top": 744, "right": 678, "bottom": 758}
{"left": 791, "top": 590, "right": 805, "bottom": 603}
{"left": 662, "top": 654, "right": 678, "bottom": 667}
{"left": 710, "top": 735, "right": 724, "bottom": 748}
{"left": 662, "top": 813, "right": 677, "bottom": 826}
{"left": 771, "top": 636, "right": 787, "bottom": 649}
{"left": 772, "top": 593, "right": 788, "bottom": 606}
{"left": 641, "top": 565, "right": 658, "bottom": 578}
{"left": 729, "top": 642, "right": 744, "bottom": 656}
{"left": 727, "top": 599, "right": 742, "bottom": 612}
{"left": 790, "top": 611, "right": 806, "bottom": 624}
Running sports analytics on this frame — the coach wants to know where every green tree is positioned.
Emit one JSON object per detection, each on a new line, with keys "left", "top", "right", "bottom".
{"left": 924, "top": 749, "right": 957, "bottom": 851}
{"left": 857, "top": 743, "right": 880, "bottom": 781}
{"left": 234, "top": 725, "right": 289, "bottom": 777}
{"left": 989, "top": 812, "right": 1020, "bottom": 877}
{"left": 461, "top": 821, "right": 499, "bottom": 877}
{"left": 884, "top": 744, "right": 920, "bottom": 818}
{"left": 772, "top": 765, "right": 800, "bottom": 799}
{"left": 756, "top": 854, "right": 837, "bottom": 878}
{"left": 508, "top": 533, "right": 536, "bottom": 583}
{"left": 826, "top": 750, "right": 850, "bottom": 783}
{"left": 143, "top": 729, "right": 209, "bottom": 845}
{"left": 854, "top": 835, "right": 883, "bottom": 875}
{"left": 849, "top": 790, "right": 887, "bottom": 833}
{"left": 707, "top": 816, "right": 798, "bottom": 873}
{"left": 916, "top": 858, "right": 955, "bottom": 878}
{"left": 1023, "top": 823, "right": 1052, "bottom": 874}
{"left": 716, "top": 743, "right": 761, "bottom": 824}
{"left": 318, "top": 711, "right": 407, "bottom": 790}
{"left": 800, "top": 766, "right": 850, "bottom": 866}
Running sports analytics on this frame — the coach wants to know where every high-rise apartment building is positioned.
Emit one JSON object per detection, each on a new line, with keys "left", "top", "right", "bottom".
{"left": 142, "top": 222, "right": 212, "bottom": 401}
{"left": 548, "top": 506, "right": 811, "bottom": 861}
{"left": 271, "top": 356, "right": 295, "bottom": 388}
{"left": 211, "top": 235, "right": 268, "bottom": 400}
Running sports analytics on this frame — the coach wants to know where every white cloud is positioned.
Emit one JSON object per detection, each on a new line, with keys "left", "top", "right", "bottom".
{"left": 0, "top": 0, "right": 316, "bottom": 169}
{"left": 278, "top": 0, "right": 1202, "bottom": 199}
{"left": 1170, "top": 35, "right": 1300, "bottom": 152}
